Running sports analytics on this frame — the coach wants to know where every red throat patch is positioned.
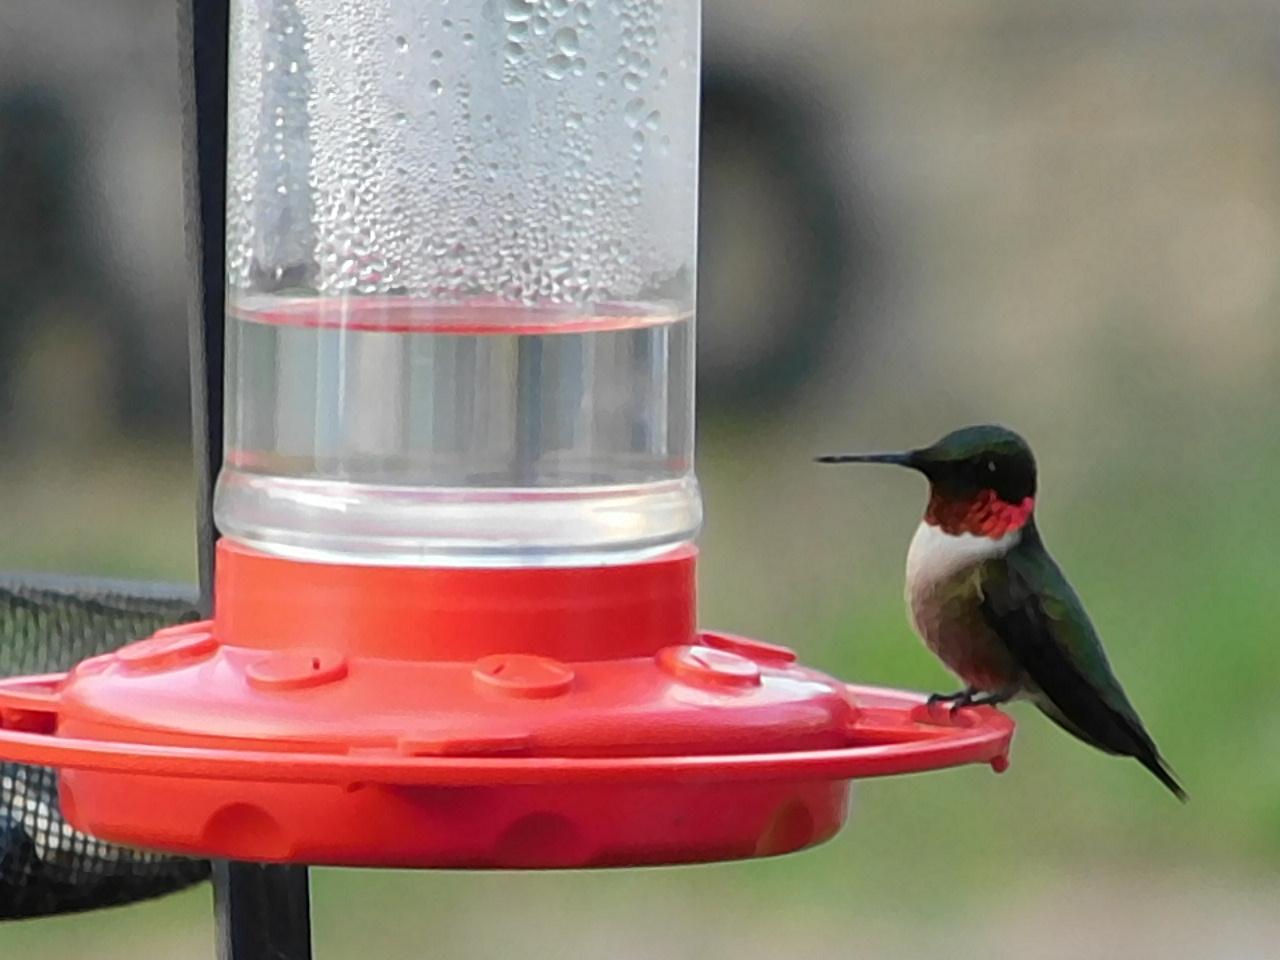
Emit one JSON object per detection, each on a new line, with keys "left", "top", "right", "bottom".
{"left": 925, "top": 489, "right": 1035, "bottom": 538}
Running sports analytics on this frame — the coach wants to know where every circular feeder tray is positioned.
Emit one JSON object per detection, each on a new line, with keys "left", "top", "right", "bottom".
{"left": 0, "top": 542, "right": 1014, "bottom": 869}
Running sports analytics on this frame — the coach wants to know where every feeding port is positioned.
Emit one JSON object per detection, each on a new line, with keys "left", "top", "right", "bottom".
{"left": 0, "top": 0, "right": 1012, "bottom": 871}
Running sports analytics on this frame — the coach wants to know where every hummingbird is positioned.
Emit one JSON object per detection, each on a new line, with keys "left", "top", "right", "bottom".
{"left": 817, "top": 424, "right": 1185, "bottom": 801}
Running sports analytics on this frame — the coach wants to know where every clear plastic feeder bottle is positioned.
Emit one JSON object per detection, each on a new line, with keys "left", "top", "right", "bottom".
{"left": 217, "top": 0, "right": 700, "bottom": 566}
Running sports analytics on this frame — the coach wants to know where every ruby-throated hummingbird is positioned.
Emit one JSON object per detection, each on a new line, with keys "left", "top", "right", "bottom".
{"left": 818, "top": 424, "right": 1185, "bottom": 800}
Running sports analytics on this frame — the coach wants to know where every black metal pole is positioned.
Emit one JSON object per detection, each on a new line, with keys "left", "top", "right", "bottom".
{"left": 211, "top": 861, "right": 313, "bottom": 960}
{"left": 178, "top": 1, "right": 314, "bottom": 957}
{"left": 178, "top": 0, "right": 226, "bottom": 600}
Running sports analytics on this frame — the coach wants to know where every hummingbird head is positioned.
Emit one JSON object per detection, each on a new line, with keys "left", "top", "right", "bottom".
{"left": 817, "top": 424, "right": 1037, "bottom": 538}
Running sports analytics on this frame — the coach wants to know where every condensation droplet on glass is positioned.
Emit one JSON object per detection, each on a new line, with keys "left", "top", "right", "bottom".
{"left": 624, "top": 97, "right": 645, "bottom": 128}
{"left": 394, "top": 35, "right": 408, "bottom": 51}
{"left": 505, "top": 0, "right": 533, "bottom": 22}
{"left": 429, "top": 79, "right": 444, "bottom": 96}
{"left": 431, "top": 49, "right": 444, "bottom": 61}
{"left": 544, "top": 53, "right": 572, "bottom": 80}
{"left": 504, "top": 41, "right": 524, "bottom": 62}
{"left": 553, "top": 27, "right": 579, "bottom": 55}
{"left": 462, "top": 32, "right": 475, "bottom": 44}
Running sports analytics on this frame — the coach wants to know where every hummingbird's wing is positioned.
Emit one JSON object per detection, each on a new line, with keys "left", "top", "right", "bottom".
{"left": 977, "top": 525, "right": 1186, "bottom": 801}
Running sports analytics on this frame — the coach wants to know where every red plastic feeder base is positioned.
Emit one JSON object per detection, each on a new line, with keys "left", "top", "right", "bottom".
{"left": 0, "top": 541, "right": 1013, "bottom": 868}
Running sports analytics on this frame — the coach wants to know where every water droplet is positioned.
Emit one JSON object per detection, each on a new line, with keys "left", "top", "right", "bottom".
{"left": 644, "top": 109, "right": 660, "bottom": 131}
{"left": 552, "top": 26, "right": 579, "bottom": 55}
{"left": 504, "top": 40, "right": 523, "bottom": 62}
{"left": 624, "top": 97, "right": 645, "bottom": 128}
{"left": 505, "top": 0, "right": 533, "bottom": 22}
{"left": 429, "top": 79, "right": 444, "bottom": 96}
{"left": 394, "top": 35, "right": 409, "bottom": 51}
{"left": 431, "top": 48, "right": 444, "bottom": 61}
{"left": 533, "top": 14, "right": 550, "bottom": 35}
{"left": 462, "top": 31, "right": 475, "bottom": 45}
{"left": 545, "top": 53, "right": 572, "bottom": 80}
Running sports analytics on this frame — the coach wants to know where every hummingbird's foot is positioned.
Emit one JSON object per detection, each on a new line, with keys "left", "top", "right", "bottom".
{"left": 949, "top": 688, "right": 1016, "bottom": 716}
{"left": 926, "top": 687, "right": 976, "bottom": 708}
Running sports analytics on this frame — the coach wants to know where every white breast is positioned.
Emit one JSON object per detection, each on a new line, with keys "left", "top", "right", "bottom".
{"left": 904, "top": 521, "right": 1026, "bottom": 689}
{"left": 905, "top": 522, "right": 1020, "bottom": 600}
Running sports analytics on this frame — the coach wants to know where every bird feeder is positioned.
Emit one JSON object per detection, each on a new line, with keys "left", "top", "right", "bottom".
{"left": 0, "top": 0, "right": 1011, "bottom": 870}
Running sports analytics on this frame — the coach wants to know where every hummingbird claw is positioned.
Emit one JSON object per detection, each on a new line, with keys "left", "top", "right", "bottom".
{"left": 947, "top": 688, "right": 1016, "bottom": 716}
{"left": 927, "top": 687, "right": 975, "bottom": 708}
{"left": 966, "top": 689, "right": 1016, "bottom": 709}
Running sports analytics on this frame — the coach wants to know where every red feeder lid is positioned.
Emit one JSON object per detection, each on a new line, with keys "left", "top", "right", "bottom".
{"left": 0, "top": 541, "right": 1013, "bottom": 869}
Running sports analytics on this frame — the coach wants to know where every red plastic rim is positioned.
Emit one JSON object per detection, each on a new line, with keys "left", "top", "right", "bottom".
{"left": 0, "top": 677, "right": 1012, "bottom": 786}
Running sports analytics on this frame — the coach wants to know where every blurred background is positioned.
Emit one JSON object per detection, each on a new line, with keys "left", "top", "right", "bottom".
{"left": 2, "top": 0, "right": 1278, "bottom": 957}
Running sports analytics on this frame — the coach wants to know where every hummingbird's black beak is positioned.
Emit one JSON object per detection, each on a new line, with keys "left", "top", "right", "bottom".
{"left": 814, "top": 451, "right": 919, "bottom": 469}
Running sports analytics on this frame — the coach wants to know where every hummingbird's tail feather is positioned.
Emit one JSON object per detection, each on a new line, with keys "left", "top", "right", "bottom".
{"left": 1034, "top": 696, "right": 1187, "bottom": 802}
{"left": 1138, "top": 752, "right": 1188, "bottom": 803}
